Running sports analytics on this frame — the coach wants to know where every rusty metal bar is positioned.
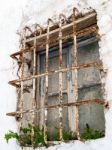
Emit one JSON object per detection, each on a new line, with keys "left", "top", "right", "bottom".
{"left": 10, "top": 46, "right": 35, "bottom": 59}
{"left": 6, "top": 99, "right": 105, "bottom": 117}
{"left": 9, "top": 62, "right": 102, "bottom": 87}
{"left": 73, "top": 8, "right": 80, "bottom": 140}
{"left": 10, "top": 25, "right": 97, "bottom": 59}
{"left": 24, "top": 26, "right": 34, "bottom": 37}
{"left": 18, "top": 36, "right": 25, "bottom": 131}
{"left": 44, "top": 19, "right": 50, "bottom": 144}
{"left": 25, "top": 12, "right": 96, "bottom": 43}
{"left": 43, "top": 18, "right": 55, "bottom": 143}
{"left": 34, "top": 24, "right": 44, "bottom": 36}
{"left": 58, "top": 15, "right": 64, "bottom": 140}
{"left": 31, "top": 39, "right": 37, "bottom": 146}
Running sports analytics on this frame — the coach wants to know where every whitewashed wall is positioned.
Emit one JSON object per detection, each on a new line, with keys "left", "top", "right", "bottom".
{"left": 1, "top": 0, "right": 112, "bottom": 150}
{"left": 0, "top": 1, "right": 27, "bottom": 150}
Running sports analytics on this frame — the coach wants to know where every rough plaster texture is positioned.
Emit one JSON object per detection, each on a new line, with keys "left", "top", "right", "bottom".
{"left": 1, "top": 0, "right": 112, "bottom": 150}
{"left": 0, "top": 1, "right": 27, "bottom": 150}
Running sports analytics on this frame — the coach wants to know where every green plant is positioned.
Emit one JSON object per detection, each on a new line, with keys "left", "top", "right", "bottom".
{"left": 63, "top": 131, "right": 77, "bottom": 141}
{"left": 33, "top": 125, "right": 44, "bottom": 146}
{"left": 4, "top": 124, "right": 45, "bottom": 148}
{"left": 47, "top": 128, "right": 77, "bottom": 141}
{"left": 4, "top": 130, "right": 19, "bottom": 143}
{"left": 5, "top": 124, "right": 78, "bottom": 148}
{"left": 81, "top": 127, "right": 104, "bottom": 140}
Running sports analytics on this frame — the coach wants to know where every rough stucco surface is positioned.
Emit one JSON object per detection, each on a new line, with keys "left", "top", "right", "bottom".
{"left": 1, "top": 0, "right": 112, "bottom": 150}
{"left": 0, "top": 1, "right": 27, "bottom": 150}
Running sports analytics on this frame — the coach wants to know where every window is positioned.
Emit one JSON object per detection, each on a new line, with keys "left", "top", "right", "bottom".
{"left": 36, "top": 35, "right": 105, "bottom": 140}
{"left": 7, "top": 9, "right": 105, "bottom": 147}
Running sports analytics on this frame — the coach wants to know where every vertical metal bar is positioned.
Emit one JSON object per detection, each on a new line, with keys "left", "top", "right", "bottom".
{"left": 31, "top": 39, "right": 37, "bottom": 146}
{"left": 73, "top": 8, "right": 80, "bottom": 140}
{"left": 18, "top": 36, "right": 25, "bottom": 131}
{"left": 44, "top": 20, "right": 50, "bottom": 144}
{"left": 59, "top": 16, "right": 63, "bottom": 140}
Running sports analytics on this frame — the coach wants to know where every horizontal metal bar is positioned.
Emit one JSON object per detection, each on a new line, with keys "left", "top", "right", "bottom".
{"left": 10, "top": 46, "right": 35, "bottom": 59}
{"left": 6, "top": 99, "right": 105, "bottom": 117}
{"left": 9, "top": 62, "right": 103, "bottom": 87}
{"left": 10, "top": 25, "right": 97, "bottom": 59}
{"left": 25, "top": 12, "right": 96, "bottom": 43}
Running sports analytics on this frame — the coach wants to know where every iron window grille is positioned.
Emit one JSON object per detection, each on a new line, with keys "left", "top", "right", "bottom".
{"left": 7, "top": 8, "right": 105, "bottom": 146}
